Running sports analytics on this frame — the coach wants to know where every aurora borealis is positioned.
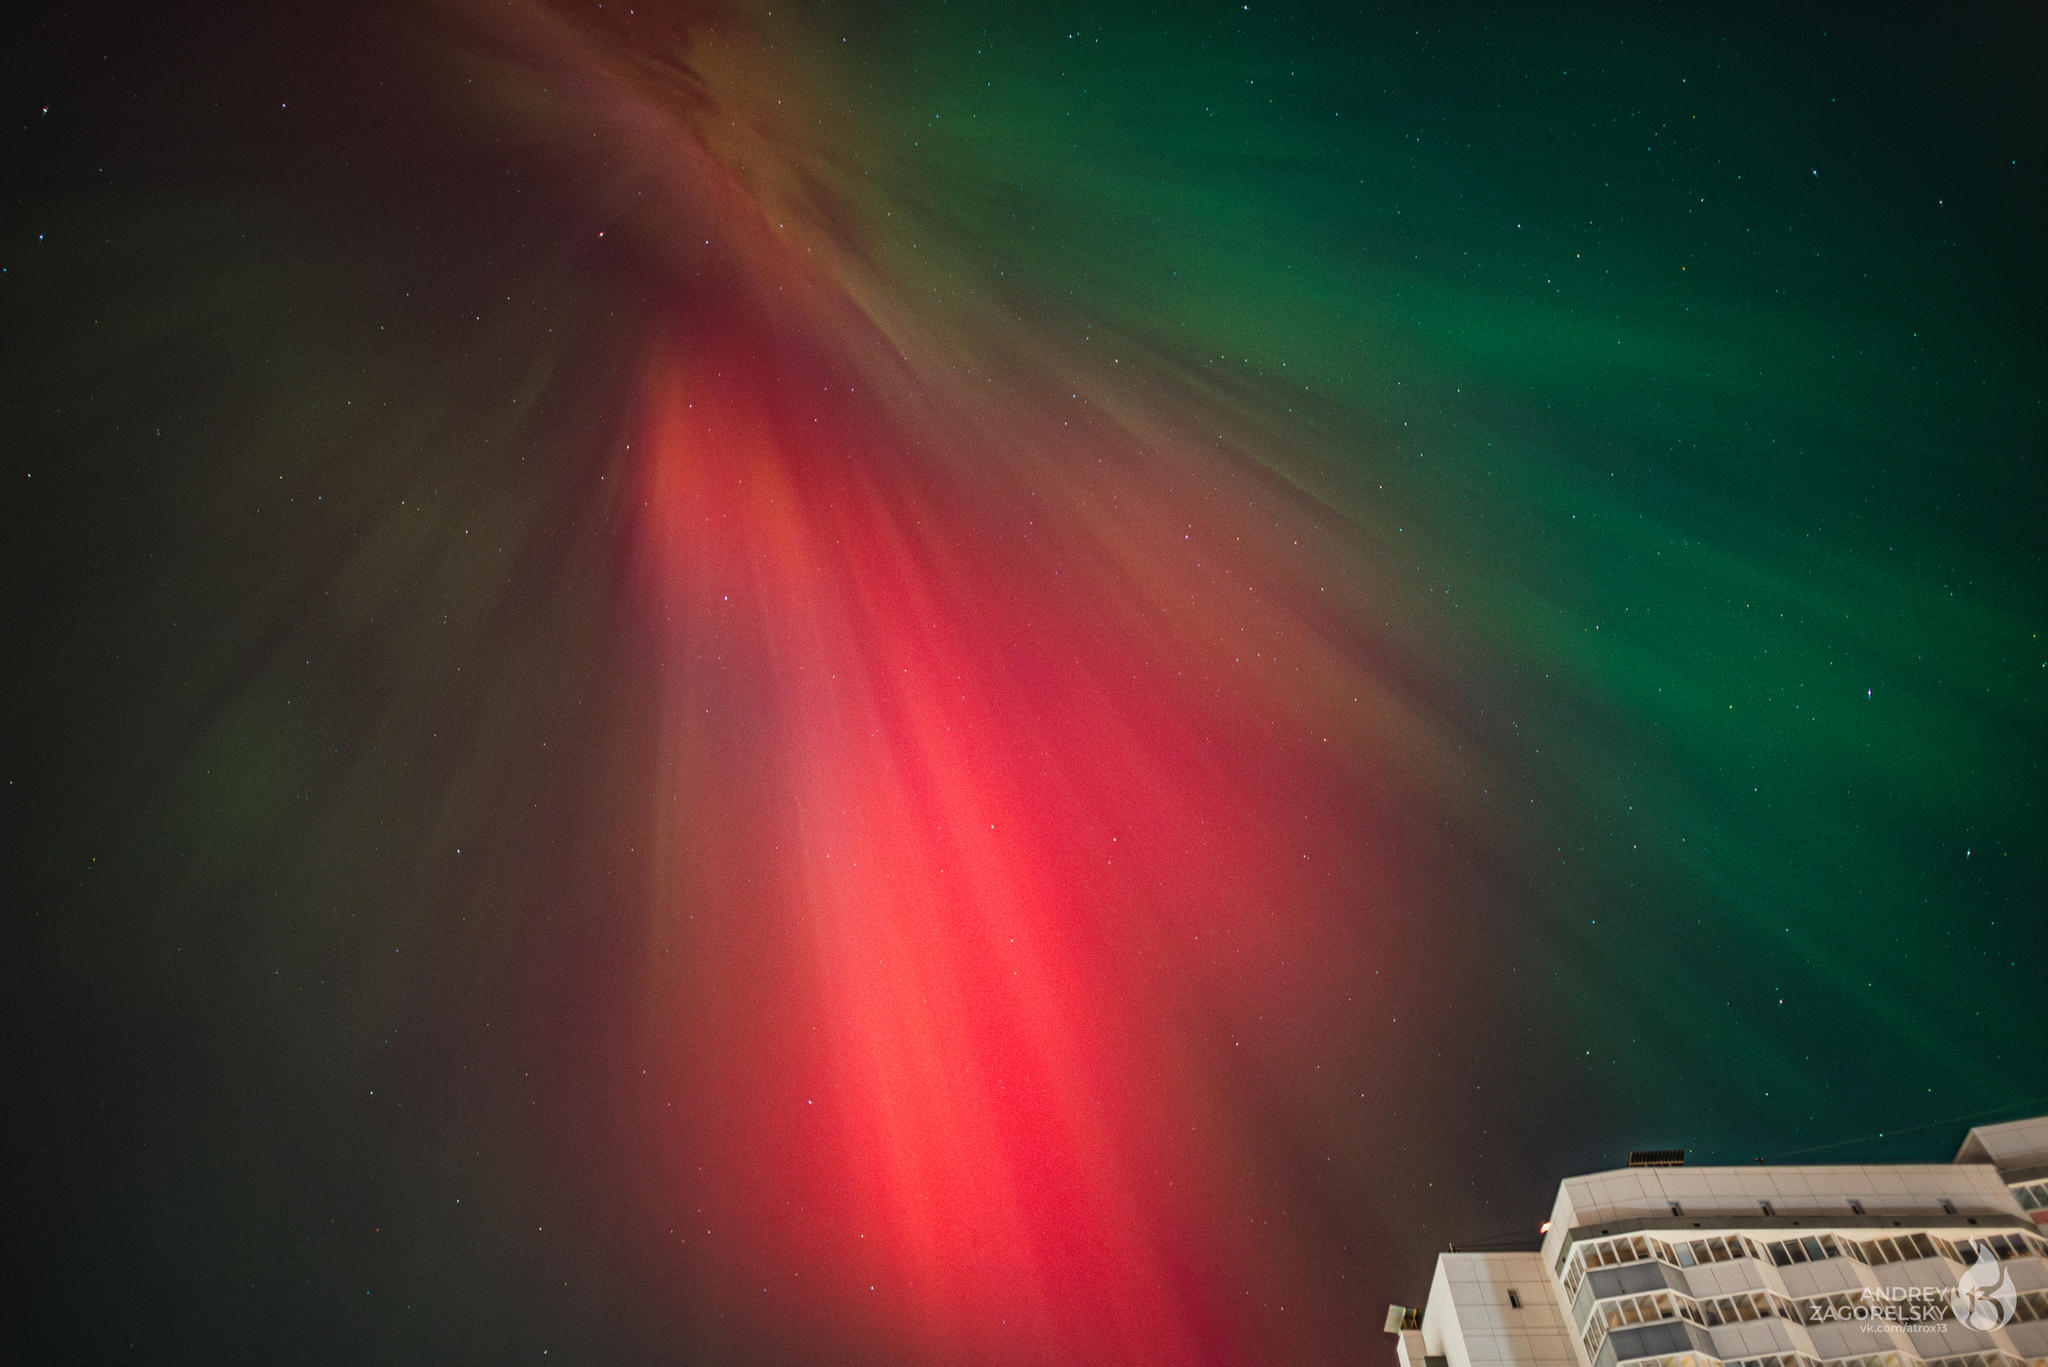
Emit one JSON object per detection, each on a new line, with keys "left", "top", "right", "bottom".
{"left": 8, "top": 3, "right": 2043, "bottom": 1364}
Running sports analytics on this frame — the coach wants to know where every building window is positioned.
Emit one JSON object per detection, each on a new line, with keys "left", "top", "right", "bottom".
{"left": 1767, "top": 1234, "right": 1844, "bottom": 1267}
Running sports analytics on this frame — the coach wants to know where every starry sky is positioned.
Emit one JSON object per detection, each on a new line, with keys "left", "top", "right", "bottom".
{"left": 7, "top": 2, "right": 2044, "bottom": 1364}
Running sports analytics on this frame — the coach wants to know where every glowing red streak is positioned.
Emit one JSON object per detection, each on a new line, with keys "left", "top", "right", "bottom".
{"left": 620, "top": 262, "right": 1411, "bottom": 1362}
{"left": 430, "top": 3, "right": 1431, "bottom": 1357}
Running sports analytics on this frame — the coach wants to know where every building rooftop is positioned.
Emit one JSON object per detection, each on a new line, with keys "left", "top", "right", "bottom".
{"left": 1957, "top": 1116, "right": 2048, "bottom": 1183}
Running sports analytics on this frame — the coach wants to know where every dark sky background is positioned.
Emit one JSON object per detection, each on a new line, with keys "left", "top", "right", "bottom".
{"left": 7, "top": 3, "right": 2044, "bottom": 1364}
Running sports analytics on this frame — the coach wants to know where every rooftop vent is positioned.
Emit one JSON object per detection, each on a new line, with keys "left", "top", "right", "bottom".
{"left": 1629, "top": 1149, "right": 1686, "bottom": 1167}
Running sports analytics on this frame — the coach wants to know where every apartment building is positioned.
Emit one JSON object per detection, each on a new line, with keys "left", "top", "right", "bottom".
{"left": 1387, "top": 1117, "right": 2048, "bottom": 1367}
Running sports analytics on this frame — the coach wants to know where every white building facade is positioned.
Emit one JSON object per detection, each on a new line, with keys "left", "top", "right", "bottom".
{"left": 1953, "top": 1117, "right": 2048, "bottom": 1227}
{"left": 1390, "top": 1119, "right": 2048, "bottom": 1367}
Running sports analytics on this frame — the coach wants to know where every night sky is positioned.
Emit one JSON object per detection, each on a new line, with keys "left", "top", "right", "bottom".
{"left": 7, "top": 3, "right": 2043, "bottom": 1364}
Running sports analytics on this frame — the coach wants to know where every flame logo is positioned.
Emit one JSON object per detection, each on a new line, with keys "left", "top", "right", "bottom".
{"left": 1947, "top": 1244, "right": 2017, "bottom": 1331}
